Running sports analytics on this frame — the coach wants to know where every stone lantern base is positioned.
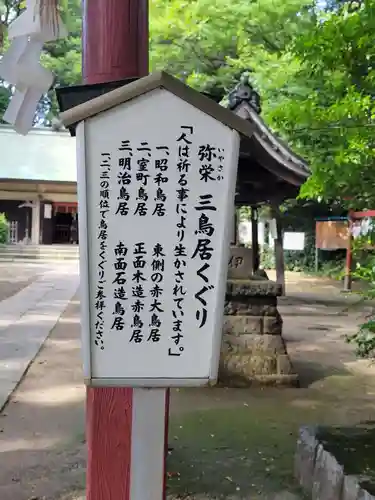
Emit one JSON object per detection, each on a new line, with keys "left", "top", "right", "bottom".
{"left": 218, "top": 279, "right": 298, "bottom": 387}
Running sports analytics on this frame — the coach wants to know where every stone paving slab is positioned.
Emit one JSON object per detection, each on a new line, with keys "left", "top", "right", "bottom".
{"left": 0, "top": 262, "right": 53, "bottom": 302}
{"left": 0, "top": 263, "right": 80, "bottom": 411}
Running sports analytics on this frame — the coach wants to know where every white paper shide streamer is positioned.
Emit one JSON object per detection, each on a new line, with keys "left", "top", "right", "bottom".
{"left": 0, "top": 0, "right": 67, "bottom": 135}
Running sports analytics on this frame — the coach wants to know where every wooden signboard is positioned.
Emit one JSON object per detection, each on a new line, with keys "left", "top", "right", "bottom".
{"left": 71, "top": 77, "right": 245, "bottom": 387}
{"left": 316, "top": 220, "right": 349, "bottom": 250}
{"left": 60, "top": 71, "right": 256, "bottom": 500}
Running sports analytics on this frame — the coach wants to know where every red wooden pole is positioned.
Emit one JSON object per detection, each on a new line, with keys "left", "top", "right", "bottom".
{"left": 82, "top": 0, "right": 148, "bottom": 84}
{"left": 81, "top": 2, "right": 171, "bottom": 499}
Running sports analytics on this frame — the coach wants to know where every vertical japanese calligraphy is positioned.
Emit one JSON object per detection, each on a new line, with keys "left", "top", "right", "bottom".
{"left": 197, "top": 143, "right": 225, "bottom": 183}
{"left": 93, "top": 132, "right": 227, "bottom": 356}
{"left": 130, "top": 242, "right": 148, "bottom": 342}
{"left": 152, "top": 146, "right": 170, "bottom": 216}
{"left": 116, "top": 140, "right": 133, "bottom": 216}
{"left": 85, "top": 88, "right": 240, "bottom": 384}
{"left": 193, "top": 194, "right": 217, "bottom": 329}
{"left": 168, "top": 125, "right": 193, "bottom": 357}
{"left": 134, "top": 141, "right": 151, "bottom": 216}
{"left": 148, "top": 243, "right": 165, "bottom": 342}
{"left": 94, "top": 152, "right": 111, "bottom": 350}
{"left": 111, "top": 241, "right": 128, "bottom": 332}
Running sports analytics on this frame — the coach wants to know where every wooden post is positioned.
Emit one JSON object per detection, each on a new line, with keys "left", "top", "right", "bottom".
{"left": 344, "top": 212, "right": 353, "bottom": 292}
{"left": 82, "top": 0, "right": 148, "bottom": 84}
{"left": 251, "top": 205, "right": 259, "bottom": 273}
{"left": 271, "top": 206, "right": 285, "bottom": 295}
{"left": 82, "top": 2, "right": 168, "bottom": 499}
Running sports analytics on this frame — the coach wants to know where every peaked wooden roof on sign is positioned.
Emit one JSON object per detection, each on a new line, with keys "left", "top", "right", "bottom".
{"left": 59, "top": 71, "right": 256, "bottom": 140}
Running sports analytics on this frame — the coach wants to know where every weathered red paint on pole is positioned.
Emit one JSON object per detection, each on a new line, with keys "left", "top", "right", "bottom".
{"left": 81, "top": 1, "right": 152, "bottom": 499}
{"left": 82, "top": 0, "right": 149, "bottom": 84}
{"left": 86, "top": 387, "right": 133, "bottom": 499}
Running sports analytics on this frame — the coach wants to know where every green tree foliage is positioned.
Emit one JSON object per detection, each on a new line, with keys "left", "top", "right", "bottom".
{"left": 269, "top": 0, "right": 375, "bottom": 209}
{"left": 346, "top": 231, "right": 375, "bottom": 359}
{"left": 151, "top": 0, "right": 375, "bottom": 210}
{"left": 0, "top": 212, "right": 9, "bottom": 243}
{"left": 41, "top": 0, "right": 82, "bottom": 86}
{"left": 0, "top": 0, "right": 316, "bottom": 120}
{"left": 150, "top": 0, "right": 314, "bottom": 103}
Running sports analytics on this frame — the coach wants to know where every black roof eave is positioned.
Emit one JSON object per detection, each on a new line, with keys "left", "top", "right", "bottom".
{"left": 234, "top": 102, "right": 310, "bottom": 187}
{"left": 252, "top": 134, "right": 308, "bottom": 186}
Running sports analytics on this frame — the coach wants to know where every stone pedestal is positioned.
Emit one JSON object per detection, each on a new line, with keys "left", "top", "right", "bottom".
{"left": 219, "top": 279, "right": 298, "bottom": 387}
{"left": 227, "top": 245, "right": 253, "bottom": 279}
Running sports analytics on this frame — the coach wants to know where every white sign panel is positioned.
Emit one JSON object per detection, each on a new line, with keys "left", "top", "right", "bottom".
{"left": 269, "top": 218, "right": 277, "bottom": 239}
{"left": 238, "top": 221, "right": 251, "bottom": 245}
{"left": 238, "top": 221, "right": 265, "bottom": 246}
{"left": 78, "top": 89, "right": 239, "bottom": 387}
{"left": 283, "top": 231, "right": 305, "bottom": 251}
{"left": 44, "top": 204, "right": 52, "bottom": 219}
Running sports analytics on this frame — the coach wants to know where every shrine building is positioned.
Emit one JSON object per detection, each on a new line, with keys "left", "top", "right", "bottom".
{"left": 0, "top": 124, "right": 78, "bottom": 244}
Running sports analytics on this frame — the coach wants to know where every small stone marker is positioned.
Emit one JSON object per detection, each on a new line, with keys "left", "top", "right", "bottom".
{"left": 342, "top": 475, "right": 360, "bottom": 500}
{"left": 227, "top": 245, "right": 253, "bottom": 279}
{"left": 312, "top": 444, "right": 344, "bottom": 500}
{"left": 295, "top": 426, "right": 318, "bottom": 491}
{"left": 358, "top": 489, "right": 375, "bottom": 500}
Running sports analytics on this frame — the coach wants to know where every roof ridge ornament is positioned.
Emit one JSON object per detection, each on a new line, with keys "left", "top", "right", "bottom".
{"left": 227, "top": 72, "right": 262, "bottom": 115}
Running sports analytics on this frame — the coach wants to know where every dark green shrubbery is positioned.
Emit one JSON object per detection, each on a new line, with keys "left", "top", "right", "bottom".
{"left": 261, "top": 232, "right": 345, "bottom": 275}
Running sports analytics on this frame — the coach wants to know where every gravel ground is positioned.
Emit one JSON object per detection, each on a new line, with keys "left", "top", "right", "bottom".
{"left": 1, "top": 272, "right": 374, "bottom": 500}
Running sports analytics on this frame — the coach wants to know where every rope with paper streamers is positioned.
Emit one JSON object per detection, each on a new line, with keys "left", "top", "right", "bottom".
{"left": 39, "top": 0, "right": 60, "bottom": 38}
{"left": 0, "top": 0, "right": 67, "bottom": 135}
{"left": 19, "top": 0, "right": 61, "bottom": 39}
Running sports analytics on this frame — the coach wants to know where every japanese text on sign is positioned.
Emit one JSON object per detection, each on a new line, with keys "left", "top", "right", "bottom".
{"left": 93, "top": 128, "right": 225, "bottom": 357}
{"left": 85, "top": 89, "right": 239, "bottom": 382}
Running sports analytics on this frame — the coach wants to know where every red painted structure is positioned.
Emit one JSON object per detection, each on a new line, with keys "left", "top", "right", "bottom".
{"left": 315, "top": 211, "right": 375, "bottom": 291}
{"left": 52, "top": 202, "right": 78, "bottom": 214}
{"left": 82, "top": 0, "right": 149, "bottom": 84}
{"left": 82, "top": 1, "right": 153, "bottom": 499}
{"left": 352, "top": 210, "right": 375, "bottom": 219}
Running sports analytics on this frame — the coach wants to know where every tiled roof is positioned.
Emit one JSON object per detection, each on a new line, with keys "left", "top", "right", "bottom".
{"left": 0, "top": 125, "right": 76, "bottom": 183}
{"left": 225, "top": 78, "right": 310, "bottom": 186}
{"left": 237, "top": 101, "right": 309, "bottom": 178}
